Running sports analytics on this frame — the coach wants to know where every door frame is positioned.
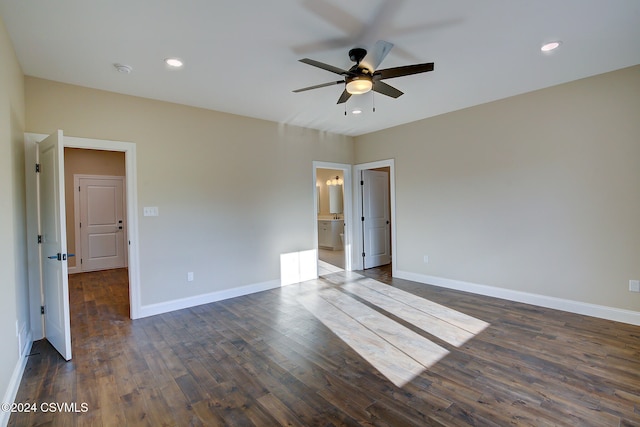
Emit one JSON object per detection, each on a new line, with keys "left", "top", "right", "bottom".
{"left": 353, "top": 159, "right": 397, "bottom": 275}
{"left": 72, "top": 174, "right": 128, "bottom": 274}
{"left": 313, "top": 161, "right": 353, "bottom": 272}
{"left": 25, "top": 132, "right": 142, "bottom": 342}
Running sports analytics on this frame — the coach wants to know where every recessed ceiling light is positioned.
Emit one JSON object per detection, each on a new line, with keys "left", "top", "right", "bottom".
{"left": 541, "top": 41, "right": 562, "bottom": 52}
{"left": 113, "top": 63, "right": 132, "bottom": 73}
{"left": 165, "top": 58, "right": 184, "bottom": 68}
{"left": 352, "top": 108, "right": 363, "bottom": 115}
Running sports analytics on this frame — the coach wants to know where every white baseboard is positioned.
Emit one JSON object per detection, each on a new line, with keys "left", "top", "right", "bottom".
{"left": 1, "top": 337, "right": 33, "bottom": 427}
{"left": 138, "top": 279, "right": 282, "bottom": 318}
{"left": 395, "top": 270, "right": 640, "bottom": 326}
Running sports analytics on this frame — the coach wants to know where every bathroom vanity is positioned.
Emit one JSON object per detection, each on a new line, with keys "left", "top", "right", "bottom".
{"left": 318, "top": 219, "right": 344, "bottom": 250}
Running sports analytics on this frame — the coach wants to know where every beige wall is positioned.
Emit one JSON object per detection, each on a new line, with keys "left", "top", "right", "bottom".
{"left": 64, "top": 148, "right": 126, "bottom": 268}
{"left": 0, "top": 15, "right": 27, "bottom": 409}
{"left": 26, "top": 77, "right": 354, "bottom": 306}
{"left": 355, "top": 65, "right": 640, "bottom": 312}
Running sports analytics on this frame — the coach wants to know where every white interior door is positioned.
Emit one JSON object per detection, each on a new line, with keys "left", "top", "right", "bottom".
{"left": 362, "top": 169, "right": 391, "bottom": 269}
{"left": 78, "top": 176, "right": 127, "bottom": 271}
{"left": 39, "top": 130, "right": 72, "bottom": 360}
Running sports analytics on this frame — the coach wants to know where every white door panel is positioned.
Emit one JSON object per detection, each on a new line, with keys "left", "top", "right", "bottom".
{"left": 362, "top": 169, "right": 391, "bottom": 269}
{"left": 79, "top": 176, "right": 126, "bottom": 271}
{"left": 39, "top": 130, "right": 72, "bottom": 361}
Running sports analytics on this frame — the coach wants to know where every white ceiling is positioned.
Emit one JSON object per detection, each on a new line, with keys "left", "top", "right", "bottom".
{"left": 1, "top": 0, "right": 639, "bottom": 136}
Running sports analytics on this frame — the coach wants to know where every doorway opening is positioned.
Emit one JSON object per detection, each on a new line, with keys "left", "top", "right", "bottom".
{"left": 313, "top": 162, "right": 352, "bottom": 277}
{"left": 317, "top": 168, "right": 345, "bottom": 274}
{"left": 64, "top": 148, "right": 130, "bottom": 341}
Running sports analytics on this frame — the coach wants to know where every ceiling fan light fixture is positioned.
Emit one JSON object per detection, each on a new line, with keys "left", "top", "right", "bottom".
{"left": 346, "top": 76, "right": 373, "bottom": 95}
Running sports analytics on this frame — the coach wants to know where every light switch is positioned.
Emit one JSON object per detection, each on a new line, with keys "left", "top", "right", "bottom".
{"left": 143, "top": 207, "right": 159, "bottom": 217}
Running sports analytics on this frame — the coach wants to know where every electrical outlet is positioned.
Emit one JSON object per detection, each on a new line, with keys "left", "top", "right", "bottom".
{"left": 187, "top": 272, "right": 194, "bottom": 282}
{"left": 423, "top": 255, "right": 429, "bottom": 263}
{"left": 629, "top": 280, "right": 640, "bottom": 293}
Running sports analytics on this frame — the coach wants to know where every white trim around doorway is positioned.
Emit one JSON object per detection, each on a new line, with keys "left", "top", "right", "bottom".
{"left": 24, "top": 133, "right": 142, "bottom": 328}
{"left": 353, "top": 159, "right": 397, "bottom": 276}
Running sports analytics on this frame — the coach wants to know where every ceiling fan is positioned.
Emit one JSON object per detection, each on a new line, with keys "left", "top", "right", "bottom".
{"left": 293, "top": 40, "right": 434, "bottom": 104}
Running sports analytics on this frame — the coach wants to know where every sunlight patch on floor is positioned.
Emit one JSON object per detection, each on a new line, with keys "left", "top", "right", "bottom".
{"left": 297, "top": 272, "right": 489, "bottom": 387}
{"left": 318, "top": 260, "right": 344, "bottom": 276}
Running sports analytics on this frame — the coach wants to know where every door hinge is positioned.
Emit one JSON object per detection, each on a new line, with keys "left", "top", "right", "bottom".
{"left": 362, "top": 252, "right": 366, "bottom": 258}
{"left": 35, "top": 163, "right": 41, "bottom": 173}
{"left": 360, "top": 180, "right": 364, "bottom": 185}
{"left": 80, "top": 258, "right": 83, "bottom": 265}
{"left": 37, "top": 235, "right": 42, "bottom": 244}
{"left": 361, "top": 217, "right": 365, "bottom": 222}
{"left": 40, "top": 306, "right": 45, "bottom": 315}
{"left": 78, "top": 185, "right": 80, "bottom": 192}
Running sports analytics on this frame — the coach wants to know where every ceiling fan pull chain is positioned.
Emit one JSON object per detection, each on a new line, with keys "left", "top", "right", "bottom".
{"left": 373, "top": 92, "right": 376, "bottom": 113}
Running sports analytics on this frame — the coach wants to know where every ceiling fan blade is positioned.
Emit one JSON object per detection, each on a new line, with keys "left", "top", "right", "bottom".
{"left": 299, "top": 58, "right": 350, "bottom": 75}
{"left": 375, "top": 63, "right": 434, "bottom": 80}
{"left": 292, "top": 37, "right": 353, "bottom": 55}
{"left": 356, "top": 0, "right": 404, "bottom": 46}
{"left": 295, "top": 0, "right": 404, "bottom": 56}
{"left": 373, "top": 81, "right": 404, "bottom": 98}
{"left": 293, "top": 81, "right": 344, "bottom": 93}
{"left": 361, "top": 40, "right": 394, "bottom": 72}
{"left": 337, "top": 89, "right": 352, "bottom": 104}
{"left": 302, "top": 0, "right": 360, "bottom": 39}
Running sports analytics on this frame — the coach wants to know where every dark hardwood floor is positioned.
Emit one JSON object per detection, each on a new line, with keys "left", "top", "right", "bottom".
{"left": 9, "top": 266, "right": 640, "bottom": 426}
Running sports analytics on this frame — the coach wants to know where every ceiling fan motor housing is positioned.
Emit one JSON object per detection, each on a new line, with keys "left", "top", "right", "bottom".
{"left": 348, "top": 47, "right": 367, "bottom": 64}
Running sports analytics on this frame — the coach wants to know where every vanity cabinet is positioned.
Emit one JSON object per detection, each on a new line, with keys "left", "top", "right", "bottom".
{"left": 318, "top": 220, "right": 344, "bottom": 250}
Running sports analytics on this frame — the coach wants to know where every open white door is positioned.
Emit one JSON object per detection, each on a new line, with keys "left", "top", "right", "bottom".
{"left": 39, "top": 130, "right": 72, "bottom": 360}
{"left": 362, "top": 169, "right": 391, "bottom": 269}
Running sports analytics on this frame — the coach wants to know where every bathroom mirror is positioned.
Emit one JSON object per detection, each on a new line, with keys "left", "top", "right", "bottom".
{"left": 329, "top": 185, "right": 343, "bottom": 215}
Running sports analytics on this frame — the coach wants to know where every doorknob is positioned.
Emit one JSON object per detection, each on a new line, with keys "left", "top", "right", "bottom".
{"left": 48, "top": 253, "right": 74, "bottom": 260}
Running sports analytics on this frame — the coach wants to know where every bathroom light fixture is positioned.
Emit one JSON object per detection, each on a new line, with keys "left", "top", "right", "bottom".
{"left": 165, "top": 57, "right": 184, "bottom": 68}
{"left": 541, "top": 41, "right": 562, "bottom": 52}
{"left": 346, "top": 75, "right": 373, "bottom": 95}
{"left": 326, "top": 176, "right": 344, "bottom": 186}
